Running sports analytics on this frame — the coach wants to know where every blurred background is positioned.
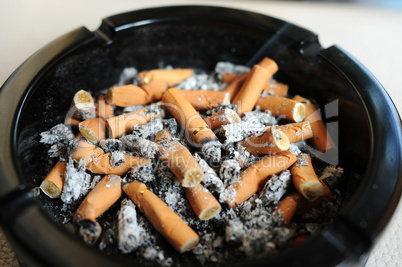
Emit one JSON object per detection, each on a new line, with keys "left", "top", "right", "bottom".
{"left": 1, "top": 1, "right": 401, "bottom": 266}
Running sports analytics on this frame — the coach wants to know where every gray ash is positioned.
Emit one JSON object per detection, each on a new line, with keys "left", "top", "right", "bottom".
{"left": 206, "top": 104, "right": 238, "bottom": 116}
{"left": 219, "top": 160, "right": 241, "bottom": 187}
{"left": 162, "top": 118, "right": 178, "bottom": 136}
{"left": 132, "top": 117, "right": 164, "bottom": 140}
{"left": 47, "top": 143, "right": 69, "bottom": 162}
{"left": 259, "top": 170, "right": 292, "bottom": 210}
{"left": 243, "top": 110, "right": 277, "bottom": 126}
{"left": 110, "top": 151, "right": 126, "bottom": 167}
{"left": 40, "top": 123, "right": 74, "bottom": 145}
{"left": 125, "top": 162, "right": 155, "bottom": 184}
{"left": 201, "top": 141, "right": 222, "bottom": 166}
{"left": 99, "top": 138, "right": 124, "bottom": 153}
{"left": 214, "top": 61, "right": 250, "bottom": 76}
{"left": 175, "top": 73, "right": 225, "bottom": 91}
{"left": 194, "top": 153, "right": 224, "bottom": 194}
{"left": 61, "top": 157, "right": 92, "bottom": 204}
{"left": 119, "top": 136, "right": 158, "bottom": 158}
{"left": 221, "top": 117, "right": 265, "bottom": 144}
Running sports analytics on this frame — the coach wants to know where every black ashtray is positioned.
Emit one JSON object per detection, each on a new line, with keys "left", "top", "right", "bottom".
{"left": 0, "top": 5, "right": 401, "bottom": 267}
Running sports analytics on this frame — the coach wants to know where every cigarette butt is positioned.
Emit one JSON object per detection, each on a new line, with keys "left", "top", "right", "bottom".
{"left": 72, "top": 90, "right": 96, "bottom": 120}
{"left": 105, "top": 103, "right": 162, "bottom": 139}
{"left": 227, "top": 151, "right": 297, "bottom": 208}
{"left": 40, "top": 161, "right": 66, "bottom": 198}
{"left": 105, "top": 81, "right": 168, "bottom": 107}
{"left": 271, "top": 121, "right": 313, "bottom": 143}
{"left": 273, "top": 192, "right": 302, "bottom": 226}
{"left": 96, "top": 94, "right": 114, "bottom": 120}
{"left": 71, "top": 139, "right": 149, "bottom": 175}
{"left": 256, "top": 95, "right": 306, "bottom": 122}
{"left": 223, "top": 57, "right": 276, "bottom": 101}
{"left": 180, "top": 90, "right": 230, "bottom": 110}
{"left": 88, "top": 153, "right": 151, "bottom": 176}
{"left": 162, "top": 88, "right": 218, "bottom": 145}
{"left": 257, "top": 57, "right": 279, "bottom": 70}
{"left": 233, "top": 60, "right": 278, "bottom": 116}
{"left": 79, "top": 117, "right": 106, "bottom": 144}
{"left": 74, "top": 174, "right": 123, "bottom": 222}
{"left": 221, "top": 72, "right": 239, "bottom": 84}
{"left": 295, "top": 181, "right": 333, "bottom": 215}
{"left": 154, "top": 129, "right": 174, "bottom": 143}
{"left": 71, "top": 139, "right": 104, "bottom": 167}
{"left": 138, "top": 69, "right": 194, "bottom": 87}
{"left": 223, "top": 72, "right": 249, "bottom": 101}
{"left": 263, "top": 80, "right": 289, "bottom": 97}
{"left": 158, "top": 140, "right": 204, "bottom": 187}
{"left": 241, "top": 128, "right": 290, "bottom": 156}
{"left": 291, "top": 154, "right": 325, "bottom": 202}
{"left": 123, "top": 181, "right": 199, "bottom": 253}
{"left": 293, "top": 95, "right": 336, "bottom": 152}
{"left": 185, "top": 184, "right": 221, "bottom": 220}
{"left": 203, "top": 109, "right": 241, "bottom": 130}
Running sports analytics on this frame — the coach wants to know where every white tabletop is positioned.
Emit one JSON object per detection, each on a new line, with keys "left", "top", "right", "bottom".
{"left": 1, "top": 1, "right": 401, "bottom": 266}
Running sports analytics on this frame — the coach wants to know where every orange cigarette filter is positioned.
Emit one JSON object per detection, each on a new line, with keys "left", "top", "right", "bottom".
{"left": 263, "top": 80, "right": 289, "bottom": 97}
{"left": 74, "top": 174, "right": 122, "bottom": 223}
{"left": 71, "top": 139, "right": 150, "bottom": 176}
{"left": 162, "top": 88, "right": 218, "bottom": 145}
{"left": 71, "top": 139, "right": 104, "bottom": 167}
{"left": 293, "top": 95, "right": 336, "bottom": 152}
{"left": 105, "top": 103, "right": 162, "bottom": 139}
{"left": 88, "top": 153, "right": 151, "bottom": 176}
{"left": 223, "top": 57, "right": 279, "bottom": 101}
{"left": 227, "top": 151, "right": 297, "bottom": 208}
{"left": 185, "top": 184, "right": 221, "bottom": 220}
{"left": 105, "top": 81, "right": 168, "bottom": 107}
{"left": 40, "top": 161, "right": 66, "bottom": 198}
{"left": 123, "top": 181, "right": 199, "bottom": 253}
{"left": 79, "top": 117, "right": 106, "bottom": 144}
{"left": 138, "top": 68, "right": 194, "bottom": 87}
{"left": 271, "top": 121, "right": 313, "bottom": 143}
{"left": 180, "top": 90, "right": 230, "bottom": 110}
{"left": 291, "top": 154, "right": 325, "bottom": 202}
{"left": 221, "top": 72, "right": 239, "bottom": 84}
{"left": 96, "top": 94, "right": 114, "bottom": 120}
{"left": 273, "top": 192, "right": 302, "bottom": 226}
{"left": 157, "top": 140, "right": 204, "bottom": 187}
{"left": 72, "top": 90, "right": 95, "bottom": 119}
{"left": 203, "top": 108, "right": 241, "bottom": 130}
{"left": 223, "top": 72, "right": 249, "bottom": 101}
{"left": 256, "top": 95, "right": 306, "bottom": 122}
{"left": 295, "top": 180, "right": 333, "bottom": 216}
{"left": 241, "top": 127, "right": 290, "bottom": 156}
{"left": 232, "top": 60, "right": 279, "bottom": 116}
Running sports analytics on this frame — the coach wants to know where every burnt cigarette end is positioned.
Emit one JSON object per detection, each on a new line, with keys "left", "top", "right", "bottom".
{"left": 105, "top": 87, "right": 114, "bottom": 104}
{"left": 77, "top": 220, "right": 102, "bottom": 245}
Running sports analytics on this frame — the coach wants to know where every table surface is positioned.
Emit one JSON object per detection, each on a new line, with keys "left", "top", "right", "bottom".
{"left": 0, "top": 1, "right": 401, "bottom": 266}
